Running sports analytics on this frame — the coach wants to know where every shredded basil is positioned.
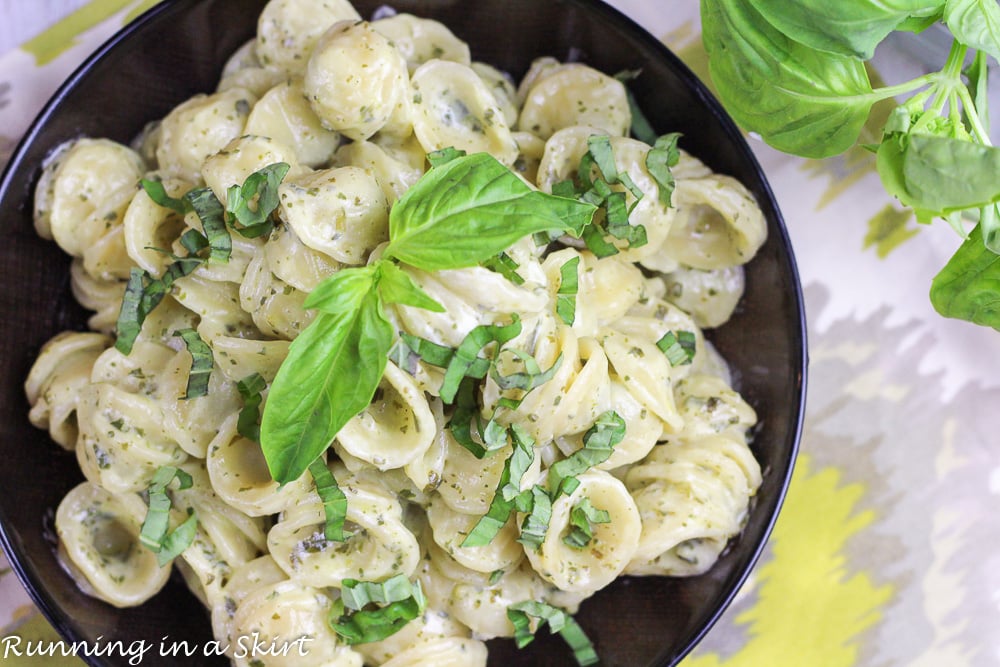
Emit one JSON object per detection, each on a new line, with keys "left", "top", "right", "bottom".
{"left": 173, "top": 328, "right": 213, "bottom": 399}
{"left": 481, "top": 251, "right": 526, "bottom": 285}
{"left": 224, "top": 162, "right": 290, "bottom": 238}
{"left": 329, "top": 575, "right": 427, "bottom": 644}
{"left": 461, "top": 425, "right": 536, "bottom": 547}
{"left": 308, "top": 458, "right": 351, "bottom": 542}
{"left": 562, "top": 497, "right": 611, "bottom": 549}
{"left": 645, "top": 132, "right": 682, "bottom": 209}
{"left": 426, "top": 146, "right": 467, "bottom": 167}
{"left": 556, "top": 256, "right": 581, "bottom": 325}
{"left": 655, "top": 330, "right": 696, "bottom": 366}
{"left": 507, "top": 601, "right": 598, "bottom": 666}
{"left": 236, "top": 372, "right": 267, "bottom": 442}
{"left": 139, "top": 466, "right": 197, "bottom": 567}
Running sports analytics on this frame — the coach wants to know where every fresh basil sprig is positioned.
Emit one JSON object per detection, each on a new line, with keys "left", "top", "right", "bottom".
{"left": 260, "top": 153, "right": 597, "bottom": 484}
{"left": 701, "top": 0, "right": 1000, "bottom": 329}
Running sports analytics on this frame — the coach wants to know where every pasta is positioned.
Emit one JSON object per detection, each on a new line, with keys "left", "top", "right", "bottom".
{"left": 24, "top": 1, "right": 769, "bottom": 665}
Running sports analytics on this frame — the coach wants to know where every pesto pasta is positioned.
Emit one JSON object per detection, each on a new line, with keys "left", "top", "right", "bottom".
{"left": 24, "top": 1, "right": 768, "bottom": 665}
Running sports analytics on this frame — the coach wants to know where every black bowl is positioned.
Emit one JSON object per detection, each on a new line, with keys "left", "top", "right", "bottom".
{"left": 0, "top": 1, "right": 807, "bottom": 665}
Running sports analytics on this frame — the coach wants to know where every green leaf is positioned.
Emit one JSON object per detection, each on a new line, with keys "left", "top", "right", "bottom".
{"left": 747, "top": 0, "right": 942, "bottom": 59}
{"left": 944, "top": 0, "right": 1000, "bottom": 62}
{"left": 893, "top": 133, "right": 1000, "bottom": 213}
{"left": 646, "top": 133, "right": 682, "bottom": 209}
{"left": 516, "top": 485, "right": 553, "bottom": 550}
{"left": 375, "top": 261, "right": 445, "bottom": 312}
{"left": 655, "top": 330, "right": 697, "bottom": 366}
{"left": 330, "top": 576, "right": 426, "bottom": 645}
{"left": 702, "top": 0, "right": 877, "bottom": 158}
{"left": 139, "top": 466, "right": 197, "bottom": 567}
{"left": 965, "top": 50, "right": 990, "bottom": 133}
{"left": 140, "top": 178, "right": 187, "bottom": 214}
{"left": 304, "top": 265, "right": 379, "bottom": 314}
{"left": 173, "top": 328, "right": 214, "bottom": 399}
{"left": 383, "top": 153, "right": 596, "bottom": 271}
{"left": 556, "top": 256, "right": 581, "bottom": 325}
{"left": 548, "top": 411, "right": 626, "bottom": 498}
{"left": 236, "top": 372, "right": 266, "bottom": 442}
{"left": 930, "top": 223, "right": 1000, "bottom": 329}
{"left": 562, "top": 497, "right": 611, "bottom": 549}
{"left": 225, "top": 162, "right": 290, "bottom": 238}
{"left": 507, "top": 601, "right": 598, "bottom": 666}
{"left": 461, "top": 425, "right": 536, "bottom": 548}
{"left": 260, "top": 289, "right": 393, "bottom": 485}
{"left": 426, "top": 146, "right": 467, "bottom": 167}
{"left": 186, "top": 187, "right": 231, "bottom": 263}
{"left": 481, "top": 251, "right": 526, "bottom": 285}
{"left": 439, "top": 315, "right": 522, "bottom": 403}
{"left": 309, "top": 458, "right": 351, "bottom": 542}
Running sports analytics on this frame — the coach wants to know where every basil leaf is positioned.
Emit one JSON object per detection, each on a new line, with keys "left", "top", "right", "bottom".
{"left": 944, "top": 0, "right": 1000, "bottom": 62}
{"left": 646, "top": 133, "right": 682, "bottom": 209}
{"left": 173, "top": 328, "right": 214, "bottom": 399}
{"left": 139, "top": 466, "right": 197, "bottom": 567}
{"left": 330, "top": 577, "right": 426, "bottom": 645}
{"left": 930, "top": 223, "right": 1000, "bottom": 329}
{"left": 236, "top": 372, "right": 266, "bottom": 442}
{"left": 556, "top": 257, "right": 580, "bottom": 325}
{"left": 488, "top": 569, "right": 505, "bottom": 585}
{"left": 384, "top": 153, "right": 596, "bottom": 271}
{"left": 702, "top": 0, "right": 877, "bottom": 158}
{"left": 747, "top": 0, "right": 939, "bottom": 59}
{"left": 562, "top": 497, "right": 611, "bottom": 549}
{"left": 260, "top": 289, "right": 393, "bottom": 485}
{"left": 448, "top": 376, "right": 489, "bottom": 458}
{"left": 507, "top": 601, "right": 598, "bottom": 666}
{"left": 548, "top": 410, "right": 625, "bottom": 498}
{"left": 965, "top": 51, "right": 989, "bottom": 134}
{"left": 309, "top": 458, "right": 351, "bottom": 542}
{"left": 481, "top": 251, "right": 526, "bottom": 285}
{"left": 516, "top": 485, "right": 553, "bottom": 550}
{"left": 185, "top": 187, "right": 231, "bottom": 263}
{"left": 462, "top": 425, "right": 536, "bottom": 547}
{"left": 304, "top": 265, "right": 379, "bottom": 314}
{"left": 426, "top": 146, "right": 467, "bottom": 167}
{"left": 656, "top": 330, "right": 697, "bottom": 366}
{"left": 376, "top": 261, "right": 445, "bottom": 312}
{"left": 140, "top": 178, "right": 187, "bottom": 214}
{"left": 114, "top": 251, "right": 203, "bottom": 355}
{"left": 901, "top": 133, "right": 1000, "bottom": 213}
{"left": 225, "top": 162, "right": 290, "bottom": 238}
{"left": 439, "top": 315, "right": 522, "bottom": 403}
{"left": 492, "top": 350, "right": 562, "bottom": 392}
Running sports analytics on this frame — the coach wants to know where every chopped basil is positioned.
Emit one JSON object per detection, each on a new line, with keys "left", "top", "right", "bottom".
{"left": 114, "top": 251, "right": 203, "bottom": 355}
{"left": 507, "top": 601, "right": 598, "bottom": 666}
{"left": 308, "top": 458, "right": 351, "bottom": 542}
{"left": 562, "top": 497, "right": 611, "bottom": 549}
{"left": 515, "top": 485, "right": 552, "bottom": 550}
{"left": 461, "top": 425, "right": 536, "bottom": 547}
{"left": 139, "top": 178, "right": 187, "bottom": 214}
{"left": 655, "top": 330, "right": 696, "bottom": 366}
{"left": 173, "top": 328, "right": 213, "bottom": 399}
{"left": 491, "top": 349, "right": 563, "bottom": 393}
{"left": 481, "top": 251, "right": 525, "bottom": 285}
{"left": 556, "top": 256, "right": 581, "bottom": 325}
{"left": 488, "top": 569, "right": 505, "bottom": 585}
{"left": 548, "top": 410, "right": 626, "bottom": 498}
{"left": 186, "top": 187, "right": 231, "bottom": 263}
{"left": 224, "top": 162, "right": 290, "bottom": 238}
{"left": 329, "top": 575, "right": 427, "bottom": 644}
{"left": 645, "top": 133, "right": 682, "bottom": 209}
{"left": 236, "top": 372, "right": 266, "bottom": 442}
{"left": 139, "top": 466, "right": 198, "bottom": 567}
{"left": 439, "top": 315, "right": 522, "bottom": 403}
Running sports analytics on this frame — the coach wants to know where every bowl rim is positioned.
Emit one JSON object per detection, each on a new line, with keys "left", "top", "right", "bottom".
{"left": 0, "top": 1, "right": 808, "bottom": 665}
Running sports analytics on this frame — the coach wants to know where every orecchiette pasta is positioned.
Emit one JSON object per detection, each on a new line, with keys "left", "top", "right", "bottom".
{"left": 25, "top": 1, "right": 769, "bottom": 664}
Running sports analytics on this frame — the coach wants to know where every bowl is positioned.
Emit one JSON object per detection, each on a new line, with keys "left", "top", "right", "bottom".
{"left": 0, "top": 0, "right": 807, "bottom": 665}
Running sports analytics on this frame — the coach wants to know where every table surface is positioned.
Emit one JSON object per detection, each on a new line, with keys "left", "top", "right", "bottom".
{"left": 2, "top": 2, "right": 999, "bottom": 667}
